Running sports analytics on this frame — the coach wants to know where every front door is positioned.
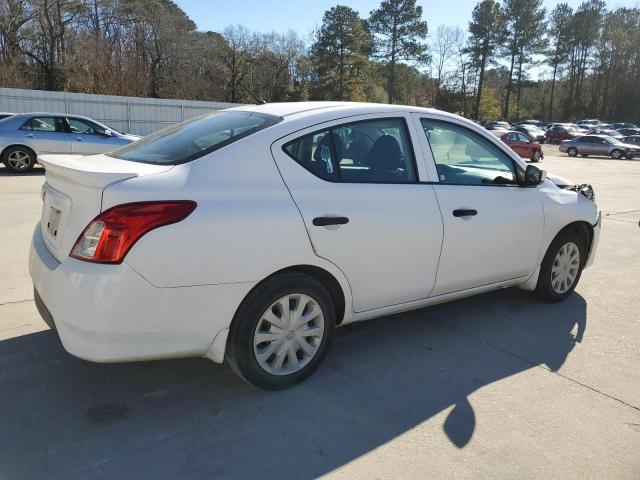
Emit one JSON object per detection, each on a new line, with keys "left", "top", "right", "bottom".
{"left": 67, "top": 117, "right": 120, "bottom": 154}
{"left": 415, "top": 115, "right": 544, "bottom": 295}
{"left": 271, "top": 114, "right": 444, "bottom": 312}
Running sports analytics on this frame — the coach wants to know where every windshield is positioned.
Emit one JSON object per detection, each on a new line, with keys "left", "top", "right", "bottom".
{"left": 606, "top": 136, "right": 623, "bottom": 145}
{"left": 108, "top": 111, "right": 281, "bottom": 165}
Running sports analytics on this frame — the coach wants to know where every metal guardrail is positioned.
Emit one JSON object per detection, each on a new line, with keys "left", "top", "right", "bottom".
{"left": 0, "top": 88, "right": 241, "bottom": 135}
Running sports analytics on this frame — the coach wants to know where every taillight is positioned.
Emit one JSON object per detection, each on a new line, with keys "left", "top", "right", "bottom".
{"left": 70, "top": 201, "right": 196, "bottom": 264}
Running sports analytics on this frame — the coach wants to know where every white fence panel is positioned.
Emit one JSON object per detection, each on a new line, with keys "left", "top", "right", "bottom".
{"left": 0, "top": 88, "right": 240, "bottom": 136}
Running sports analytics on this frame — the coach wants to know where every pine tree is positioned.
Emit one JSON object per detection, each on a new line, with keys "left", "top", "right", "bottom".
{"left": 310, "top": 6, "right": 372, "bottom": 101}
{"left": 368, "top": 0, "right": 428, "bottom": 104}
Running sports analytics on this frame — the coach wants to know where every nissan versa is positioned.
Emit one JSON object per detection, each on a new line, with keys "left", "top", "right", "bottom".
{"left": 29, "top": 102, "right": 601, "bottom": 390}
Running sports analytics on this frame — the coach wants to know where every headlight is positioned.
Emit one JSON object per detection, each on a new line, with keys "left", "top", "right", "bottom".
{"left": 565, "top": 183, "right": 595, "bottom": 202}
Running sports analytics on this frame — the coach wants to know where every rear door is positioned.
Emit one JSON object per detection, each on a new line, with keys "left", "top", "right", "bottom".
{"left": 271, "top": 114, "right": 444, "bottom": 312}
{"left": 413, "top": 114, "right": 544, "bottom": 295}
{"left": 20, "top": 116, "right": 72, "bottom": 154}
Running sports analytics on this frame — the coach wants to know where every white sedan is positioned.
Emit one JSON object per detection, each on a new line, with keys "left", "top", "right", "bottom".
{"left": 29, "top": 102, "right": 601, "bottom": 390}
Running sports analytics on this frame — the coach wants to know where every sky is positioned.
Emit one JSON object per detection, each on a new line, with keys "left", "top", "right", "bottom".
{"left": 174, "top": 0, "right": 639, "bottom": 38}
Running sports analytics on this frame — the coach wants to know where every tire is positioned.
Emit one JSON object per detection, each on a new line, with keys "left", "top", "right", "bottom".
{"left": 626, "top": 154, "right": 634, "bottom": 160}
{"left": 610, "top": 149, "right": 623, "bottom": 159}
{"left": 226, "top": 272, "right": 335, "bottom": 390}
{"left": 2, "top": 146, "right": 36, "bottom": 173}
{"left": 567, "top": 147, "right": 578, "bottom": 157}
{"left": 534, "top": 229, "right": 586, "bottom": 303}
{"left": 531, "top": 150, "right": 542, "bottom": 162}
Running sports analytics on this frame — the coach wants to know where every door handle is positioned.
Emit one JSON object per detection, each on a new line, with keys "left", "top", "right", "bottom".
{"left": 453, "top": 209, "right": 477, "bottom": 217}
{"left": 75, "top": 137, "right": 82, "bottom": 141}
{"left": 25, "top": 133, "right": 34, "bottom": 138}
{"left": 312, "top": 216, "right": 349, "bottom": 226}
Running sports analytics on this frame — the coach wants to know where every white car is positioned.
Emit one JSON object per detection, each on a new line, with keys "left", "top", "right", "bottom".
{"left": 29, "top": 102, "right": 601, "bottom": 390}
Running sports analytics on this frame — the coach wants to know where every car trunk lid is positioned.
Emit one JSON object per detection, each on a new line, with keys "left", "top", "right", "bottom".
{"left": 38, "top": 154, "right": 173, "bottom": 262}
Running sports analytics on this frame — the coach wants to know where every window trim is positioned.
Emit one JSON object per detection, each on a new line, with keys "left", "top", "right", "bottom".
{"left": 281, "top": 116, "right": 421, "bottom": 185}
{"left": 418, "top": 117, "right": 525, "bottom": 188}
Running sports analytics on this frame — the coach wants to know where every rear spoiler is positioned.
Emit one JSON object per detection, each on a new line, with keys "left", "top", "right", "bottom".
{"left": 38, "top": 154, "right": 170, "bottom": 189}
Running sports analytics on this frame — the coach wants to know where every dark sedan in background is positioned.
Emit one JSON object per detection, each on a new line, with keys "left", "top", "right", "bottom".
{"left": 514, "top": 124, "right": 546, "bottom": 143}
{"left": 559, "top": 134, "right": 639, "bottom": 159}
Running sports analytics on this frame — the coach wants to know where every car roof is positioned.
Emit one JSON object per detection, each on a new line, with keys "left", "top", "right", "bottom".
{"left": 229, "top": 101, "right": 446, "bottom": 120}
{"left": 7, "top": 112, "right": 96, "bottom": 120}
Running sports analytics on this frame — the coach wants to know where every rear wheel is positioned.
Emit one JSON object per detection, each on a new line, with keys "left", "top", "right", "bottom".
{"left": 2, "top": 146, "right": 36, "bottom": 173}
{"left": 610, "top": 149, "right": 623, "bottom": 159}
{"left": 567, "top": 147, "right": 578, "bottom": 157}
{"left": 626, "top": 153, "right": 634, "bottom": 160}
{"left": 534, "top": 229, "right": 586, "bottom": 302}
{"left": 226, "top": 272, "right": 335, "bottom": 390}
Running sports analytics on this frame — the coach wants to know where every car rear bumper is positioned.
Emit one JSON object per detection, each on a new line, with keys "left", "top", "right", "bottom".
{"left": 29, "top": 223, "right": 254, "bottom": 363}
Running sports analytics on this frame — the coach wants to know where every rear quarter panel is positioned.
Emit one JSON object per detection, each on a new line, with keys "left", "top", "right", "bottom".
{"left": 103, "top": 134, "right": 352, "bottom": 299}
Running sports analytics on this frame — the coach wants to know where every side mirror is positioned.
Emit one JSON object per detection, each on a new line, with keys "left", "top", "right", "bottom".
{"left": 103, "top": 129, "right": 113, "bottom": 137}
{"left": 523, "top": 164, "right": 546, "bottom": 186}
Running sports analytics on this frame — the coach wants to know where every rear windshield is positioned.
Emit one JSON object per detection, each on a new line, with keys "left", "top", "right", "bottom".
{"left": 108, "top": 111, "right": 281, "bottom": 165}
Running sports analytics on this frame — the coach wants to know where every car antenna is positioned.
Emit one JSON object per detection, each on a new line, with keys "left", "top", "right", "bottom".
{"left": 236, "top": 80, "right": 267, "bottom": 105}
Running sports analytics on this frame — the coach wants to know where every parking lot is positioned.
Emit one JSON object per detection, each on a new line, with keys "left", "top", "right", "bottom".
{"left": 0, "top": 145, "right": 638, "bottom": 479}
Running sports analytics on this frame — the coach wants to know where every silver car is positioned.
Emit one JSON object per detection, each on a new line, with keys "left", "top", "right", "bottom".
{"left": 0, "top": 113, "right": 140, "bottom": 173}
{"left": 559, "top": 134, "right": 640, "bottom": 159}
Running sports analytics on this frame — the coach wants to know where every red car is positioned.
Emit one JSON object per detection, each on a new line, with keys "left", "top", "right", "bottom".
{"left": 500, "top": 131, "right": 543, "bottom": 162}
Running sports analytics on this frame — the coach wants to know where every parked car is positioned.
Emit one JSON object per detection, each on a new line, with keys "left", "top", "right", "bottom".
{"left": 614, "top": 128, "right": 640, "bottom": 137}
{"left": 576, "top": 119, "right": 601, "bottom": 127}
{"left": 587, "top": 127, "right": 623, "bottom": 138}
{"left": 500, "top": 131, "right": 543, "bottom": 162}
{"left": 514, "top": 124, "right": 546, "bottom": 143}
{"left": 610, "top": 122, "right": 637, "bottom": 130}
{"left": 30, "top": 102, "right": 601, "bottom": 390}
{"left": 545, "top": 125, "right": 578, "bottom": 142}
{"left": 0, "top": 112, "right": 141, "bottom": 173}
{"left": 559, "top": 134, "right": 639, "bottom": 159}
{"left": 621, "top": 135, "right": 640, "bottom": 145}
{"left": 0, "top": 112, "right": 14, "bottom": 120}
{"left": 484, "top": 121, "right": 511, "bottom": 131}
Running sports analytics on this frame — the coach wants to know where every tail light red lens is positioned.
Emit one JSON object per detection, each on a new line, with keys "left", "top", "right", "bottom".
{"left": 70, "top": 201, "right": 196, "bottom": 264}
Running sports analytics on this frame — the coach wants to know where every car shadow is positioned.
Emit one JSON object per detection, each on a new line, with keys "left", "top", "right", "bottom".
{"left": 0, "top": 288, "right": 586, "bottom": 479}
{"left": 0, "top": 165, "right": 45, "bottom": 176}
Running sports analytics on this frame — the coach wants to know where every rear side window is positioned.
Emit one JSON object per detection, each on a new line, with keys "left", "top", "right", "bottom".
{"left": 283, "top": 118, "right": 417, "bottom": 183}
{"left": 108, "top": 111, "right": 281, "bottom": 165}
{"left": 21, "top": 117, "right": 63, "bottom": 132}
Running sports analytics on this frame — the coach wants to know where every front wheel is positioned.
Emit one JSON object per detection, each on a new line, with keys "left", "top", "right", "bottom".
{"left": 2, "top": 146, "right": 36, "bottom": 173}
{"left": 567, "top": 147, "right": 578, "bottom": 157}
{"left": 610, "top": 149, "right": 623, "bottom": 159}
{"left": 531, "top": 150, "right": 542, "bottom": 162}
{"left": 534, "top": 229, "right": 586, "bottom": 302}
{"left": 226, "top": 272, "right": 335, "bottom": 390}
{"left": 626, "top": 153, "right": 634, "bottom": 160}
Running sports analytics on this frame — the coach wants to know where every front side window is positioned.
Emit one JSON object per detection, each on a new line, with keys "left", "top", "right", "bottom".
{"left": 516, "top": 133, "right": 531, "bottom": 143}
{"left": 68, "top": 118, "right": 104, "bottom": 135}
{"left": 109, "top": 111, "right": 281, "bottom": 165}
{"left": 283, "top": 118, "right": 417, "bottom": 183}
{"left": 421, "top": 119, "right": 516, "bottom": 186}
